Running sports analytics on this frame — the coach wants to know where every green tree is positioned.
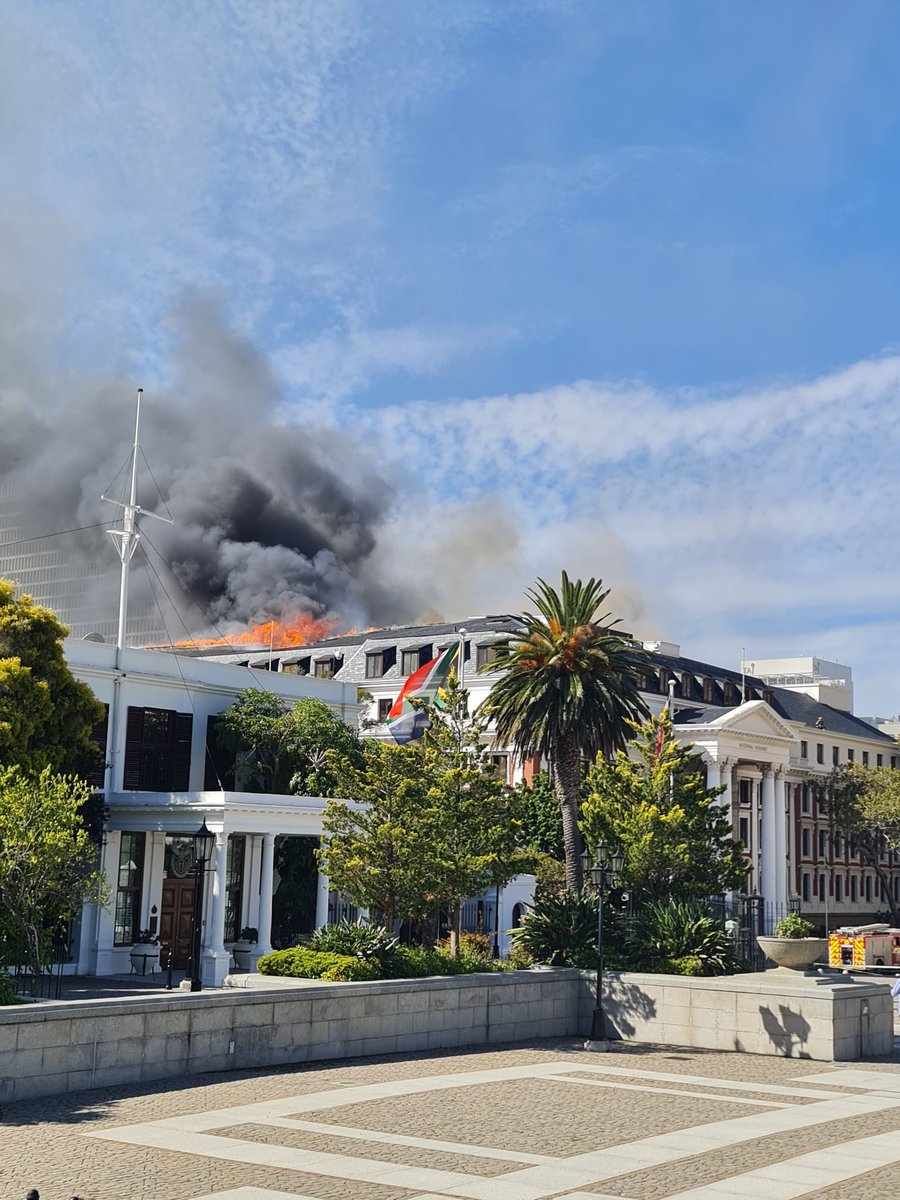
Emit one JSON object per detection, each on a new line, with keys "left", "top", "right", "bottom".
{"left": 216, "top": 689, "right": 362, "bottom": 795}
{"left": 484, "top": 572, "right": 648, "bottom": 893}
{"left": 418, "top": 678, "right": 532, "bottom": 955}
{"left": 0, "top": 766, "right": 108, "bottom": 982}
{"left": 0, "top": 582, "right": 103, "bottom": 776}
{"left": 823, "top": 763, "right": 900, "bottom": 922}
{"left": 512, "top": 771, "right": 564, "bottom": 860}
{"left": 580, "top": 712, "right": 748, "bottom": 903}
{"left": 318, "top": 741, "right": 435, "bottom": 929}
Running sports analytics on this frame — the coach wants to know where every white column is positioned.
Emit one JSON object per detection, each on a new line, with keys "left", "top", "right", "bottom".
{"left": 705, "top": 756, "right": 721, "bottom": 795}
{"left": 257, "top": 833, "right": 275, "bottom": 955}
{"left": 760, "top": 766, "right": 778, "bottom": 925}
{"left": 719, "top": 757, "right": 734, "bottom": 827}
{"left": 315, "top": 861, "right": 330, "bottom": 929}
{"left": 201, "top": 832, "right": 231, "bottom": 986}
{"left": 777, "top": 774, "right": 791, "bottom": 911}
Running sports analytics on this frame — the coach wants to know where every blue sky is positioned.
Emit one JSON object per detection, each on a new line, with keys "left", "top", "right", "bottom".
{"left": 4, "top": 1, "right": 900, "bottom": 712}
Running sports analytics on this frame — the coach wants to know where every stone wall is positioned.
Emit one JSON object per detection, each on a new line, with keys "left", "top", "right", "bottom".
{"left": 1, "top": 968, "right": 892, "bottom": 1103}
{"left": 584, "top": 969, "right": 894, "bottom": 1061}
{"left": 0, "top": 969, "right": 579, "bottom": 1103}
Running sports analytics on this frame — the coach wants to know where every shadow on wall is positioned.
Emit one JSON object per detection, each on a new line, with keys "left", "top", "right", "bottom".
{"left": 603, "top": 974, "right": 658, "bottom": 1038}
{"left": 758, "top": 1004, "right": 812, "bottom": 1058}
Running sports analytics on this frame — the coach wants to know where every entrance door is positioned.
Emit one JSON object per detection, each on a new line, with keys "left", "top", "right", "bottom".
{"left": 160, "top": 878, "right": 195, "bottom": 969}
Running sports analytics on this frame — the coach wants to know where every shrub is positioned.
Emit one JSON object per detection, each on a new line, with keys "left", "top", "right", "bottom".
{"left": 309, "top": 920, "right": 398, "bottom": 963}
{"left": 772, "top": 914, "right": 814, "bottom": 939}
{"left": 508, "top": 890, "right": 597, "bottom": 966}
{"left": 628, "top": 899, "right": 736, "bottom": 977}
{"left": 257, "top": 947, "right": 373, "bottom": 980}
{"left": 500, "top": 944, "right": 533, "bottom": 971}
{"left": 0, "top": 974, "right": 18, "bottom": 1005}
{"left": 319, "top": 958, "right": 380, "bottom": 982}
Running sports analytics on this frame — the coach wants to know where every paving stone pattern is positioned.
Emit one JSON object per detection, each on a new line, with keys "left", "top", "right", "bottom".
{"left": 2, "top": 1037, "right": 900, "bottom": 1200}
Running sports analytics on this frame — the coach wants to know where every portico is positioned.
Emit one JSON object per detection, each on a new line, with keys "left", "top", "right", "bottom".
{"left": 90, "top": 791, "right": 343, "bottom": 986}
{"left": 677, "top": 701, "right": 798, "bottom": 925}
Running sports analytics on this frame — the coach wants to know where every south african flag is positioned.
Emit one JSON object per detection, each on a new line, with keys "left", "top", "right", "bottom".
{"left": 385, "top": 641, "right": 460, "bottom": 745}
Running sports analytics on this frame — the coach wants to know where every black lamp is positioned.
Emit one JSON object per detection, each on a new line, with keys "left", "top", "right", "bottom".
{"left": 193, "top": 820, "right": 214, "bottom": 867}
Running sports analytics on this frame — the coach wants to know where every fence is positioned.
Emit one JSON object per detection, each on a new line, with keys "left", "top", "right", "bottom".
{"left": 11, "top": 923, "right": 71, "bottom": 1001}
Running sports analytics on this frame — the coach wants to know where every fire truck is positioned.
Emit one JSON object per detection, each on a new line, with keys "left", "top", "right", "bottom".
{"left": 828, "top": 923, "right": 900, "bottom": 970}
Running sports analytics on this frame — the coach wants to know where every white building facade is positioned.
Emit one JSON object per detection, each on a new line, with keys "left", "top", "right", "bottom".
{"left": 68, "top": 640, "right": 360, "bottom": 986}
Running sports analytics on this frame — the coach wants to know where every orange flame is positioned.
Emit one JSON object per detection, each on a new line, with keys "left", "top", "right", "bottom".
{"left": 172, "top": 612, "right": 338, "bottom": 650}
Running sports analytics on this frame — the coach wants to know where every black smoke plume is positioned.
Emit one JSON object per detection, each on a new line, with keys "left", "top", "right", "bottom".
{"left": 0, "top": 294, "right": 413, "bottom": 642}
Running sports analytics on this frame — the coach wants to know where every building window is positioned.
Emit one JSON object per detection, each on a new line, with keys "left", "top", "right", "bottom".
{"left": 476, "top": 644, "right": 500, "bottom": 671}
{"left": 832, "top": 746, "right": 839, "bottom": 766}
{"left": 738, "top": 816, "right": 749, "bottom": 846}
{"left": 702, "top": 678, "right": 716, "bottom": 703}
{"left": 835, "top": 875, "right": 843, "bottom": 903}
{"left": 818, "top": 829, "right": 827, "bottom": 857}
{"left": 114, "top": 832, "right": 145, "bottom": 946}
{"left": 401, "top": 645, "right": 433, "bottom": 676}
{"left": 487, "top": 753, "right": 508, "bottom": 781}
{"left": 723, "top": 680, "right": 737, "bottom": 705}
{"left": 282, "top": 656, "right": 310, "bottom": 676}
{"left": 833, "top": 834, "right": 843, "bottom": 857}
{"left": 801, "top": 827, "right": 811, "bottom": 857}
{"left": 865, "top": 875, "right": 872, "bottom": 903}
{"left": 224, "top": 836, "right": 246, "bottom": 944}
{"left": 893, "top": 756, "right": 898, "bottom": 769}
{"left": 314, "top": 657, "right": 335, "bottom": 679}
{"left": 863, "top": 751, "right": 869, "bottom": 766}
{"left": 850, "top": 874, "right": 858, "bottom": 903}
{"left": 802, "top": 872, "right": 810, "bottom": 902}
{"left": 877, "top": 753, "right": 883, "bottom": 767}
{"left": 123, "top": 707, "right": 193, "bottom": 792}
{"left": 847, "top": 748, "right": 854, "bottom": 762}
{"left": 799, "top": 740, "right": 808, "bottom": 760}
{"left": 739, "top": 778, "right": 753, "bottom": 806}
{"left": 85, "top": 704, "right": 110, "bottom": 788}
{"left": 816, "top": 743, "right": 824, "bottom": 764}
{"left": 365, "top": 647, "right": 396, "bottom": 679}
{"left": 818, "top": 873, "right": 826, "bottom": 901}
{"left": 377, "top": 698, "right": 393, "bottom": 722}
{"left": 801, "top": 785, "right": 810, "bottom": 814}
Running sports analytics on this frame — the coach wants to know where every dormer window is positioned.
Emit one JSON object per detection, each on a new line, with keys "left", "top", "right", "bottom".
{"left": 314, "top": 657, "right": 336, "bottom": 679}
{"left": 365, "top": 647, "right": 397, "bottom": 678}
{"left": 401, "top": 645, "right": 433, "bottom": 675}
{"left": 476, "top": 644, "right": 500, "bottom": 670}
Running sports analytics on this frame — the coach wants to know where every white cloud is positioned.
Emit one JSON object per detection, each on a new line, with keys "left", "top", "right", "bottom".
{"left": 339, "top": 353, "right": 900, "bottom": 713}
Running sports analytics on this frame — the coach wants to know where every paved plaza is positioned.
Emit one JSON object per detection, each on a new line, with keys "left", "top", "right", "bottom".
{"left": 4, "top": 1037, "right": 900, "bottom": 1200}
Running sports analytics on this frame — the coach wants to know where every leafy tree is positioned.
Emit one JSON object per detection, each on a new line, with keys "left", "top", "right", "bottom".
{"left": 216, "top": 689, "right": 362, "bottom": 795}
{"left": 512, "top": 771, "right": 564, "bottom": 861}
{"left": 484, "top": 572, "right": 648, "bottom": 893}
{"left": 0, "top": 766, "right": 108, "bottom": 983}
{"left": 0, "top": 582, "right": 104, "bottom": 776}
{"left": 822, "top": 763, "right": 900, "bottom": 922}
{"left": 318, "top": 741, "right": 434, "bottom": 929}
{"left": 272, "top": 836, "right": 319, "bottom": 948}
{"left": 417, "top": 677, "right": 532, "bottom": 955}
{"left": 580, "top": 712, "right": 748, "bottom": 903}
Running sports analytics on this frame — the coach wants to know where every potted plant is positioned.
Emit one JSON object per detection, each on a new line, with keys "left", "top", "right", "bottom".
{"left": 232, "top": 926, "right": 258, "bottom": 972}
{"left": 757, "top": 914, "right": 827, "bottom": 973}
{"left": 129, "top": 929, "right": 161, "bottom": 975}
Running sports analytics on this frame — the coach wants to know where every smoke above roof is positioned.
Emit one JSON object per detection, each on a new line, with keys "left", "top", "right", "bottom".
{"left": 0, "top": 292, "right": 416, "bottom": 639}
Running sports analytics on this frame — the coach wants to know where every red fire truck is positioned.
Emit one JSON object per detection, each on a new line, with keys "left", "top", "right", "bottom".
{"left": 828, "top": 923, "right": 900, "bottom": 970}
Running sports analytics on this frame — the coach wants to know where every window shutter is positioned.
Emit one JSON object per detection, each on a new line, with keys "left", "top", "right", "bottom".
{"left": 170, "top": 712, "right": 194, "bottom": 790}
{"left": 122, "top": 707, "right": 146, "bottom": 790}
{"left": 84, "top": 704, "right": 110, "bottom": 788}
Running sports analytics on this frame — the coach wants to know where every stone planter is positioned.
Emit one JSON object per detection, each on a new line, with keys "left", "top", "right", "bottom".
{"left": 757, "top": 935, "right": 827, "bottom": 972}
{"left": 129, "top": 943, "right": 161, "bottom": 975}
{"left": 231, "top": 941, "right": 258, "bottom": 972}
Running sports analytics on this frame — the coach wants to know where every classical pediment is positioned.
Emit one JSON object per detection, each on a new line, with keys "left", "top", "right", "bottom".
{"left": 703, "top": 700, "right": 797, "bottom": 743}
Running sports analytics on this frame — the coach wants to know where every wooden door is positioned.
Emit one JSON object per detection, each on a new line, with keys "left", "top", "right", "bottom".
{"left": 160, "top": 878, "right": 195, "bottom": 969}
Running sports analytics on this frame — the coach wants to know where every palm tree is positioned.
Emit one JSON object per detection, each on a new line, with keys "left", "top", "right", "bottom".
{"left": 485, "top": 572, "right": 648, "bottom": 892}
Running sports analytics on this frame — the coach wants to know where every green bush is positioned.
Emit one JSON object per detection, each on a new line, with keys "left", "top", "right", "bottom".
{"left": 628, "top": 899, "right": 736, "bottom": 977}
{"left": 309, "top": 920, "right": 398, "bottom": 963}
{"left": 319, "top": 958, "right": 380, "bottom": 982}
{"left": 0, "top": 974, "right": 18, "bottom": 1005}
{"left": 508, "top": 890, "right": 597, "bottom": 965}
{"left": 772, "top": 914, "right": 814, "bottom": 939}
{"left": 499, "top": 944, "right": 533, "bottom": 971}
{"left": 257, "top": 947, "right": 374, "bottom": 980}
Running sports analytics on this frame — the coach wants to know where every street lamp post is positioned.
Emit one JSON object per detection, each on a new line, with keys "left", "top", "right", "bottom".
{"left": 188, "top": 820, "right": 215, "bottom": 993}
{"left": 581, "top": 841, "right": 625, "bottom": 1052}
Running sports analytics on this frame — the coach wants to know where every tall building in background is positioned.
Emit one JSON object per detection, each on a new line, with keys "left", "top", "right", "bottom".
{"left": 0, "top": 482, "right": 166, "bottom": 645}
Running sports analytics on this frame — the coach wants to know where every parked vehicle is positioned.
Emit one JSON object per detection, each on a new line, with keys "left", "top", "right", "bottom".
{"left": 828, "top": 923, "right": 900, "bottom": 970}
